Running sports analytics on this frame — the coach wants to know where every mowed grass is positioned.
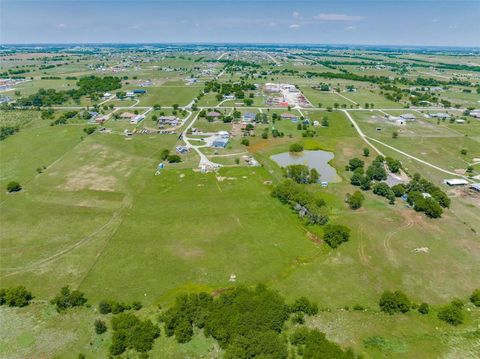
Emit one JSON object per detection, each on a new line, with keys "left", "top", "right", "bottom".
{"left": 136, "top": 85, "right": 201, "bottom": 106}
{"left": 78, "top": 166, "right": 318, "bottom": 304}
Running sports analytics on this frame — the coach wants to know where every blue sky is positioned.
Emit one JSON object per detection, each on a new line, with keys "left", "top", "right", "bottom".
{"left": 1, "top": 1, "right": 479, "bottom": 46}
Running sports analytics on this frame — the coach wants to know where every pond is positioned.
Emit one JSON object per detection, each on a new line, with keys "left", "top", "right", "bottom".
{"left": 270, "top": 150, "right": 341, "bottom": 183}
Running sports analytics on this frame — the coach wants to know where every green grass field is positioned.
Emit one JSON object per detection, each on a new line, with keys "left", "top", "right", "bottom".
{"left": 1, "top": 49, "right": 480, "bottom": 359}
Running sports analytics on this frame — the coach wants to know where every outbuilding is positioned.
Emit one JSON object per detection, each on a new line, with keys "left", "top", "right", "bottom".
{"left": 444, "top": 179, "right": 469, "bottom": 186}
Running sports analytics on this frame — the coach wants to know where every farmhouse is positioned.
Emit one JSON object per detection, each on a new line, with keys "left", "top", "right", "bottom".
{"left": 242, "top": 112, "right": 256, "bottom": 123}
{"left": 207, "top": 111, "right": 222, "bottom": 119}
{"left": 120, "top": 112, "right": 136, "bottom": 119}
{"left": 470, "top": 183, "right": 480, "bottom": 192}
{"left": 130, "top": 115, "right": 144, "bottom": 124}
{"left": 444, "top": 179, "right": 469, "bottom": 186}
{"left": 212, "top": 138, "right": 229, "bottom": 148}
{"left": 429, "top": 113, "right": 450, "bottom": 119}
{"left": 280, "top": 113, "right": 298, "bottom": 121}
{"left": 158, "top": 116, "right": 179, "bottom": 127}
{"left": 469, "top": 110, "right": 480, "bottom": 118}
{"left": 400, "top": 113, "right": 416, "bottom": 121}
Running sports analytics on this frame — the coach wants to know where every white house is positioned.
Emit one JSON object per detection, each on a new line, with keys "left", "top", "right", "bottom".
{"left": 130, "top": 115, "right": 144, "bottom": 124}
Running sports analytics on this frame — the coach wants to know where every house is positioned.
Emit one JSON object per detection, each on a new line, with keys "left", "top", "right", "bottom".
{"left": 126, "top": 91, "right": 135, "bottom": 97}
{"left": 400, "top": 113, "right": 416, "bottom": 121}
{"left": 313, "top": 120, "right": 320, "bottom": 127}
{"left": 207, "top": 111, "right": 222, "bottom": 119}
{"left": 455, "top": 119, "right": 466, "bottom": 124}
{"left": 223, "top": 95, "right": 235, "bottom": 100}
{"left": 242, "top": 112, "right": 256, "bottom": 123}
{"left": 158, "top": 116, "right": 179, "bottom": 127}
{"left": 469, "top": 110, "right": 480, "bottom": 118}
{"left": 130, "top": 115, "right": 144, "bottom": 124}
{"left": 212, "top": 138, "right": 229, "bottom": 148}
{"left": 264, "top": 83, "right": 280, "bottom": 93}
{"left": 133, "top": 89, "right": 146, "bottom": 94}
{"left": 386, "top": 116, "right": 405, "bottom": 125}
{"left": 176, "top": 146, "right": 188, "bottom": 154}
{"left": 120, "top": 112, "right": 136, "bottom": 119}
{"left": 217, "top": 131, "right": 230, "bottom": 139}
{"left": 280, "top": 113, "right": 298, "bottom": 121}
{"left": 444, "top": 179, "right": 469, "bottom": 186}
{"left": 103, "top": 92, "right": 111, "bottom": 98}
{"left": 429, "top": 113, "right": 450, "bottom": 119}
{"left": 95, "top": 115, "right": 108, "bottom": 124}
{"left": 470, "top": 183, "right": 480, "bottom": 192}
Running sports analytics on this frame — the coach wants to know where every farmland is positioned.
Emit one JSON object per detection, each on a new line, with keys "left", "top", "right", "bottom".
{"left": 1, "top": 44, "right": 480, "bottom": 358}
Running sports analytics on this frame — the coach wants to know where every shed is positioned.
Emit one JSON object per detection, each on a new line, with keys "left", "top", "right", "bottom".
{"left": 444, "top": 179, "right": 469, "bottom": 186}
{"left": 212, "top": 138, "right": 229, "bottom": 148}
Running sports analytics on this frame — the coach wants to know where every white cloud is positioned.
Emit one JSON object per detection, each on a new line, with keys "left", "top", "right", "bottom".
{"left": 56, "top": 23, "right": 66, "bottom": 28}
{"left": 268, "top": 21, "right": 277, "bottom": 27}
{"left": 345, "top": 26, "right": 356, "bottom": 31}
{"left": 431, "top": 18, "right": 439, "bottom": 23}
{"left": 313, "top": 14, "right": 364, "bottom": 22}
{"left": 289, "top": 24, "right": 301, "bottom": 29}
{"left": 292, "top": 11, "right": 300, "bottom": 18}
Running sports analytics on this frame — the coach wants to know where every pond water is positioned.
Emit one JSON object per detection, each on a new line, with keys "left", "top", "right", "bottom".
{"left": 270, "top": 150, "right": 341, "bottom": 183}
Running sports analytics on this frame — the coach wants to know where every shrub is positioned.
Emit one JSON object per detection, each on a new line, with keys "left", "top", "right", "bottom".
{"left": 110, "top": 313, "right": 160, "bottom": 354}
{"left": 94, "top": 319, "right": 107, "bottom": 334}
{"left": 98, "top": 300, "right": 112, "bottom": 314}
{"left": 0, "top": 286, "right": 33, "bottom": 307}
{"left": 289, "top": 143, "right": 304, "bottom": 153}
{"left": 6, "top": 181, "right": 22, "bottom": 193}
{"left": 438, "top": 302, "right": 464, "bottom": 326}
{"left": 50, "top": 286, "right": 87, "bottom": 312}
{"left": 323, "top": 224, "right": 351, "bottom": 249}
{"left": 418, "top": 303, "right": 430, "bottom": 314}
{"left": 241, "top": 138, "right": 250, "bottom": 146}
{"left": 289, "top": 296, "right": 318, "bottom": 316}
{"left": 83, "top": 126, "right": 96, "bottom": 135}
{"left": 379, "top": 290, "right": 410, "bottom": 314}
{"left": 167, "top": 154, "right": 181, "bottom": 163}
{"left": 470, "top": 289, "right": 480, "bottom": 307}
{"left": 346, "top": 191, "right": 364, "bottom": 210}
{"left": 348, "top": 158, "right": 364, "bottom": 171}
{"left": 160, "top": 149, "right": 170, "bottom": 160}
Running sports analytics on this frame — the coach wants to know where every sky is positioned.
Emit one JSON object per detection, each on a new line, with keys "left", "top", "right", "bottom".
{"left": 1, "top": 0, "right": 479, "bottom": 47}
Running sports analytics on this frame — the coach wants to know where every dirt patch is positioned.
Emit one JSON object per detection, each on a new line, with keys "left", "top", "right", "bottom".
{"left": 306, "top": 231, "right": 322, "bottom": 245}
{"left": 61, "top": 164, "right": 118, "bottom": 192}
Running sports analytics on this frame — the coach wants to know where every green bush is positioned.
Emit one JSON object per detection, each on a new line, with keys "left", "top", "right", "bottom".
{"left": 167, "top": 154, "right": 181, "bottom": 163}
{"left": 470, "top": 289, "right": 480, "bottom": 307}
{"left": 418, "top": 302, "right": 429, "bottom": 314}
{"left": 94, "top": 319, "right": 107, "bottom": 334}
{"left": 0, "top": 286, "right": 33, "bottom": 307}
{"left": 438, "top": 302, "right": 464, "bottom": 326}
{"left": 50, "top": 286, "right": 87, "bottom": 312}
{"left": 323, "top": 224, "right": 351, "bottom": 249}
{"left": 379, "top": 290, "right": 410, "bottom": 314}
{"left": 6, "top": 181, "right": 22, "bottom": 193}
{"left": 289, "top": 143, "right": 304, "bottom": 153}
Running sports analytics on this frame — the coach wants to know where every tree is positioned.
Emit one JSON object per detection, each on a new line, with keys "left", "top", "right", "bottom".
{"left": 392, "top": 131, "right": 398, "bottom": 139}
{"left": 385, "top": 157, "right": 401, "bottom": 173}
{"left": 418, "top": 303, "right": 429, "bottom": 314}
{"left": 94, "top": 319, "right": 107, "bottom": 334}
{"left": 309, "top": 168, "right": 319, "bottom": 183}
{"left": 167, "top": 155, "right": 181, "bottom": 163}
{"left": 6, "top": 181, "right": 22, "bottom": 193}
{"left": 50, "top": 286, "right": 87, "bottom": 312}
{"left": 323, "top": 225, "right": 351, "bottom": 249}
{"left": 379, "top": 290, "right": 410, "bottom": 314}
{"left": 391, "top": 184, "right": 406, "bottom": 197}
{"left": 321, "top": 117, "right": 329, "bottom": 127}
{"left": 289, "top": 297, "right": 318, "bottom": 316}
{"left": 347, "top": 191, "right": 364, "bottom": 210}
{"left": 160, "top": 149, "right": 170, "bottom": 161}
{"left": 0, "top": 286, "right": 33, "bottom": 307}
{"left": 289, "top": 143, "right": 304, "bottom": 153}
{"left": 348, "top": 158, "right": 364, "bottom": 171}
{"left": 285, "top": 165, "right": 311, "bottom": 184}
{"left": 469, "top": 289, "right": 480, "bottom": 307}
{"left": 438, "top": 302, "right": 464, "bottom": 326}
{"left": 363, "top": 148, "right": 370, "bottom": 157}
{"left": 241, "top": 138, "right": 250, "bottom": 146}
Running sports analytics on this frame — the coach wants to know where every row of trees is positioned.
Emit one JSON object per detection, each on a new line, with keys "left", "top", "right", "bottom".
{"left": 379, "top": 289, "right": 480, "bottom": 326}
{"left": 159, "top": 284, "right": 352, "bottom": 358}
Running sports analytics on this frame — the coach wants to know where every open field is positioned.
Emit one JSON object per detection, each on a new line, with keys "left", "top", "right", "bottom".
{"left": 1, "top": 45, "right": 480, "bottom": 359}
